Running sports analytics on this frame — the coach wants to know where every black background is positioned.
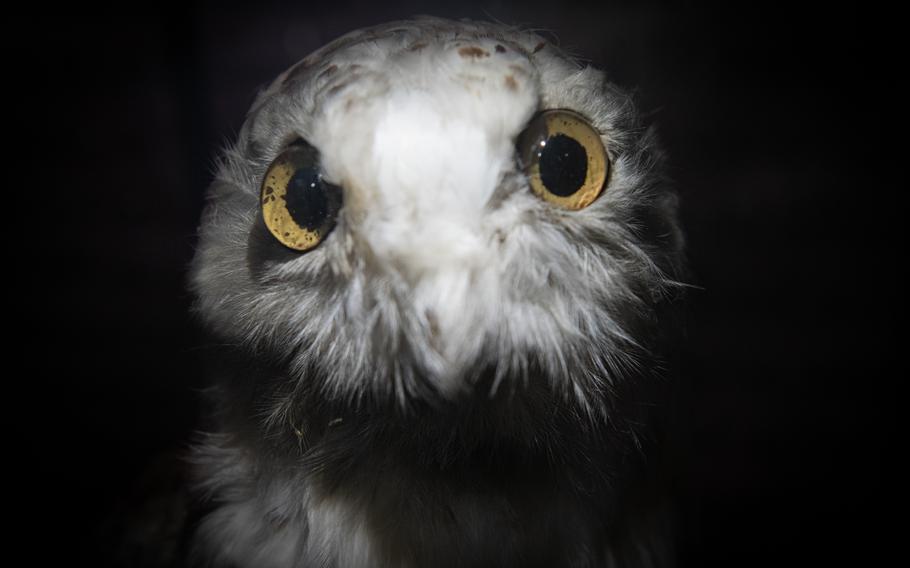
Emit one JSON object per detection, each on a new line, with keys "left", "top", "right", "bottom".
{"left": 12, "top": 1, "right": 900, "bottom": 565}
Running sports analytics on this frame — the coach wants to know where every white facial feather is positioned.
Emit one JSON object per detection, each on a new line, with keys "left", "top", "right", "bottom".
{"left": 308, "top": 43, "right": 539, "bottom": 391}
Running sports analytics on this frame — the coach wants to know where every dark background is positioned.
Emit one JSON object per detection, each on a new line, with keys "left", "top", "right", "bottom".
{"left": 12, "top": 0, "right": 900, "bottom": 565}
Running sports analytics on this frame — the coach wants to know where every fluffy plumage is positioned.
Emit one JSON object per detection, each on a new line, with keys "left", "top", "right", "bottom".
{"left": 189, "top": 17, "right": 684, "bottom": 568}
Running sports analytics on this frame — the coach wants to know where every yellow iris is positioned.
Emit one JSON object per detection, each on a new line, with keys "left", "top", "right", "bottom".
{"left": 519, "top": 110, "right": 610, "bottom": 210}
{"left": 261, "top": 144, "right": 341, "bottom": 252}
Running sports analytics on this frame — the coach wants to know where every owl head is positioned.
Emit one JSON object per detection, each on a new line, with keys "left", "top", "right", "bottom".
{"left": 191, "top": 17, "right": 684, "bottom": 415}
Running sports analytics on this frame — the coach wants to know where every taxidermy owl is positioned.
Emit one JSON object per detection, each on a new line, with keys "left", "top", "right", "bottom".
{"left": 189, "top": 16, "right": 684, "bottom": 568}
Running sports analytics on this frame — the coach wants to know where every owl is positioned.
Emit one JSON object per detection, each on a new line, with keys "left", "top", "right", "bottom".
{"left": 189, "top": 16, "right": 684, "bottom": 568}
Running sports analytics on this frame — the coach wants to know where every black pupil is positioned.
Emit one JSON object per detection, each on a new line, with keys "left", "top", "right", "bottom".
{"left": 285, "top": 167, "right": 329, "bottom": 230}
{"left": 538, "top": 134, "right": 587, "bottom": 197}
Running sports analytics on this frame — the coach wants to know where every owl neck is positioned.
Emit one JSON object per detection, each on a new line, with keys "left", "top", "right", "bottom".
{"left": 200, "top": 340, "right": 658, "bottom": 501}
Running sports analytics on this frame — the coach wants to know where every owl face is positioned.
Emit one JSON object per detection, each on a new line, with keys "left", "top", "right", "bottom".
{"left": 191, "top": 18, "right": 682, "bottom": 409}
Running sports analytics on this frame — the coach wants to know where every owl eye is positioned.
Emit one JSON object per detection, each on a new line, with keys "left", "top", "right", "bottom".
{"left": 260, "top": 140, "right": 342, "bottom": 251}
{"left": 518, "top": 110, "right": 610, "bottom": 210}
